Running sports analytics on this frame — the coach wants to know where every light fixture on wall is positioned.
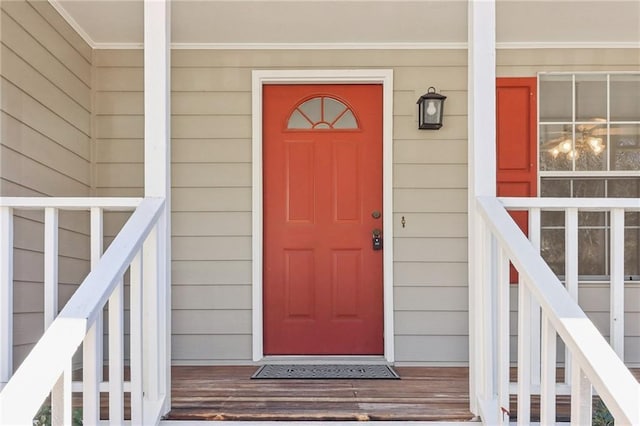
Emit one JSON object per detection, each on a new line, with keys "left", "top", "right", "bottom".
{"left": 417, "top": 87, "right": 446, "bottom": 130}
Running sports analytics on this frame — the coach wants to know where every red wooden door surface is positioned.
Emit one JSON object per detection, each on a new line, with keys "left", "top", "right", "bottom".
{"left": 263, "top": 84, "right": 384, "bottom": 355}
{"left": 496, "top": 77, "right": 538, "bottom": 283}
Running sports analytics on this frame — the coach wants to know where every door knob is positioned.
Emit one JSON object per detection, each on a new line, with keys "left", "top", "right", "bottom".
{"left": 371, "top": 210, "right": 381, "bottom": 219}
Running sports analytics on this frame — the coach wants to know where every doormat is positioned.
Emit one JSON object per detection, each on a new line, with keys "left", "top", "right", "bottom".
{"left": 251, "top": 364, "right": 400, "bottom": 379}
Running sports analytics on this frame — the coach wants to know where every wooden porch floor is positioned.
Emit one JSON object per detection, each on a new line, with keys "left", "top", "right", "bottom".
{"left": 166, "top": 366, "right": 475, "bottom": 422}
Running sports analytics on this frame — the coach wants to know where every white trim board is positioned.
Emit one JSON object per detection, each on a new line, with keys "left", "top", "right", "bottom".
{"left": 48, "top": 0, "right": 96, "bottom": 48}
{"left": 251, "top": 69, "right": 395, "bottom": 363}
{"left": 90, "top": 41, "right": 639, "bottom": 50}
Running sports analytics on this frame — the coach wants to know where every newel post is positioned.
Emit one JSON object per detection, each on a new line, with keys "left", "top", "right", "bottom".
{"left": 144, "top": 0, "right": 172, "bottom": 416}
{"left": 468, "top": 0, "right": 497, "bottom": 418}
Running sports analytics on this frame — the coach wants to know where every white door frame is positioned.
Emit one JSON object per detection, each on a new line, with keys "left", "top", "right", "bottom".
{"left": 251, "top": 69, "right": 395, "bottom": 362}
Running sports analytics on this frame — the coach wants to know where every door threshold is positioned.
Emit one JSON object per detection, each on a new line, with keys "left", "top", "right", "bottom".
{"left": 259, "top": 355, "right": 389, "bottom": 365}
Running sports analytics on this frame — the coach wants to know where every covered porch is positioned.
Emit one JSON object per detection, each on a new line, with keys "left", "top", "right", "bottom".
{"left": 1, "top": 0, "right": 639, "bottom": 424}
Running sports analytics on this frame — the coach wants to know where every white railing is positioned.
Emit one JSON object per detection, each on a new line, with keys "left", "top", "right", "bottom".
{"left": 0, "top": 197, "right": 167, "bottom": 425}
{"left": 475, "top": 196, "right": 639, "bottom": 425}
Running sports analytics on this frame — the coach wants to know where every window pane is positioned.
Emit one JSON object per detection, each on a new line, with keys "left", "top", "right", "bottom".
{"left": 578, "top": 228, "right": 606, "bottom": 276}
{"left": 610, "top": 124, "right": 640, "bottom": 171}
{"left": 539, "top": 75, "right": 572, "bottom": 122}
{"left": 288, "top": 110, "right": 312, "bottom": 129}
{"left": 540, "top": 124, "right": 573, "bottom": 171}
{"left": 541, "top": 211, "right": 564, "bottom": 228}
{"left": 323, "top": 98, "right": 347, "bottom": 124}
{"left": 541, "top": 229, "right": 565, "bottom": 275}
{"left": 579, "top": 211, "right": 605, "bottom": 227}
{"left": 575, "top": 75, "right": 607, "bottom": 122}
{"left": 608, "top": 178, "right": 640, "bottom": 198}
{"left": 298, "top": 98, "right": 322, "bottom": 124}
{"left": 333, "top": 111, "right": 357, "bottom": 129}
{"left": 575, "top": 124, "right": 607, "bottom": 171}
{"left": 540, "top": 179, "right": 571, "bottom": 197}
{"left": 287, "top": 96, "right": 358, "bottom": 130}
{"left": 610, "top": 75, "right": 640, "bottom": 122}
{"left": 572, "top": 179, "right": 605, "bottom": 197}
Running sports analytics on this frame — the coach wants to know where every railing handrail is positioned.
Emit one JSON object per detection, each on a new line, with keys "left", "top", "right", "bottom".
{"left": 498, "top": 196, "right": 640, "bottom": 211}
{"left": 0, "top": 196, "right": 142, "bottom": 210}
{"left": 0, "top": 197, "right": 165, "bottom": 423}
{"left": 476, "top": 195, "right": 640, "bottom": 424}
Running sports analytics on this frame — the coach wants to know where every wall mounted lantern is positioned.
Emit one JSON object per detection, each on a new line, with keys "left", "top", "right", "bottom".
{"left": 417, "top": 87, "right": 446, "bottom": 130}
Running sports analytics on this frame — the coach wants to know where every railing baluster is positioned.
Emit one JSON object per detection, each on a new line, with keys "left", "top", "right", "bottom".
{"left": 540, "top": 312, "right": 557, "bottom": 425}
{"left": 610, "top": 208, "right": 625, "bottom": 360}
{"left": 90, "top": 207, "right": 104, "bottom": 383}
{"left": 44, "top": 208, "right": 59, "bottom": 326}
{"left": 83, "top": 326, "right": 100, "bottom": 424}
{"left": 528, "top": 208, "right": 541, "bottom": 388}
{"left": 143, "top": 225, "right": 161, "bottom": 407}
{"left": 570, "top": 363, "right": 592, "bottom": 425}
{"left": 564, "top": 208, "right": 578, "bottom": 385}
{"left": 497, "top": 246, "right": 510, "bottom": 424}
{"left": 517, "top": 282, "right": 531, "bottom": 425}
{"left": 130, "top": 251, "right": 144, "bottom": 425}
{"left": 0, "top": 207, "right": 13, "bottom": 391}
{"left": 51, "top": 362, "right": 72, "bottom": 426}
{"left": 108, "top": 280, "right": 125, "bottom": 423}
{"left": 84, "top": 207, "right": 104, "bottom": 425}
{"left": 45, "top": 208, "right": 71, "bottom": 425}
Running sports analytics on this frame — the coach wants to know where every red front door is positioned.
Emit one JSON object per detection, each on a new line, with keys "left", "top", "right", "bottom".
{"left": 263, "top": 84, "right": 384, "bottom": 355}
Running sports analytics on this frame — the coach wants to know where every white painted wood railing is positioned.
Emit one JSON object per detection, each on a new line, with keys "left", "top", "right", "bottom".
{"left": 0, "top": 197, "right": 167, "bottom": 425}
{"left": 474, "top": 196, "right": 640, "bottom": 425}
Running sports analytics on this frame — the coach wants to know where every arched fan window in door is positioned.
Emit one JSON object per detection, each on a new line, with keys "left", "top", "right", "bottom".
{"left": 287, "top": 96, "right": 358, "bottom": 130}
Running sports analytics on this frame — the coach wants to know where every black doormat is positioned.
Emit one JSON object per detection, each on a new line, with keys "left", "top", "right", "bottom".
{"left": 251, "top": 364, "right": 400, "bottom": 379}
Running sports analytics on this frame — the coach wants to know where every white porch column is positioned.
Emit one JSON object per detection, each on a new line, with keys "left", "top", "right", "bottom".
{"left": 467, "top": 0, "right": 497, "bottom": 418}
{"left": 144, "top": 0, "right": 172, "bottom": 416}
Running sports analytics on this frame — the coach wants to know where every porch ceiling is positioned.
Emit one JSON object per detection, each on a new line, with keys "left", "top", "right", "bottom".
{"left": 51, "top": 0, "right": 640, "bottom": 48}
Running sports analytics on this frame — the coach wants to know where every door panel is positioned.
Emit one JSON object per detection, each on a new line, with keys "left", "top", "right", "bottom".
{"left": 496, "top": 77, "right": 538, "bottom": 283}
{"left": 263, "top": 84, "right": 383, "bottom": 355}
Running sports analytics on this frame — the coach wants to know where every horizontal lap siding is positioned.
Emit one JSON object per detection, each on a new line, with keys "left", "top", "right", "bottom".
{"left": 94, "top": 48, "right": 469, "bottom": 365}
{"left": 498, "top": 48, "right": 640, "bottom": 366}
{"left": 393, "top": 56, "right": 468, "bottom": 364}
{"left": 0, "top": 0, "right": 91, "bottom": 369}
{"left": 95, "top": 47, "right": 638, "bottom": 366}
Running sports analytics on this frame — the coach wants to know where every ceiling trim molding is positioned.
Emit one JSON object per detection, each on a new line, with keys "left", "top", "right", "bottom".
{"left": 94, "top": 42, "right": 469, "bottom": 50}
{"left": 496, "top": 41, "right": 640, "bottom": 50}
{"left": 94, "top": 42, "right": 145, "bottom": 50}
{"left": 92, "top": 41, "right": 640, "bottom": 51}
{"left": 48, "top": 0, "right": 96, "bottom": 48}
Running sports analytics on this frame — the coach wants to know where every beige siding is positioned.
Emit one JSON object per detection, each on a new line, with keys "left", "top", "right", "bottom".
{"left": 93, "top": 52, "right": 143, "bottom": 197}
{"left": 497, "top": 48, "right": 640, "bottom": 76}
{"left": 0, "top": 0, "right": 92, "bottom": 369}
{"left": 94, "top": 47, "right": 640, "bottom": 366}
{"left": 94, "top": 48, "right": 470, "bottom": 364}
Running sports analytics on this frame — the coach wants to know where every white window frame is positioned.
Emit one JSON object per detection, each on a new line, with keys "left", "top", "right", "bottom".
{"left": 537, "top": 71, "right": 640, "bottom": 280}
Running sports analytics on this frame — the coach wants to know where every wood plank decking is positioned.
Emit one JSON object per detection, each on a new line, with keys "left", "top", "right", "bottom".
{"left": 166, "top": 366, "right": 475, "bottom": 422}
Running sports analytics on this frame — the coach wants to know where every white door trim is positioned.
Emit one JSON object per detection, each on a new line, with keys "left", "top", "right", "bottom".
{"left": 251, "top": 69, "right": 394, "bottom": 362}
